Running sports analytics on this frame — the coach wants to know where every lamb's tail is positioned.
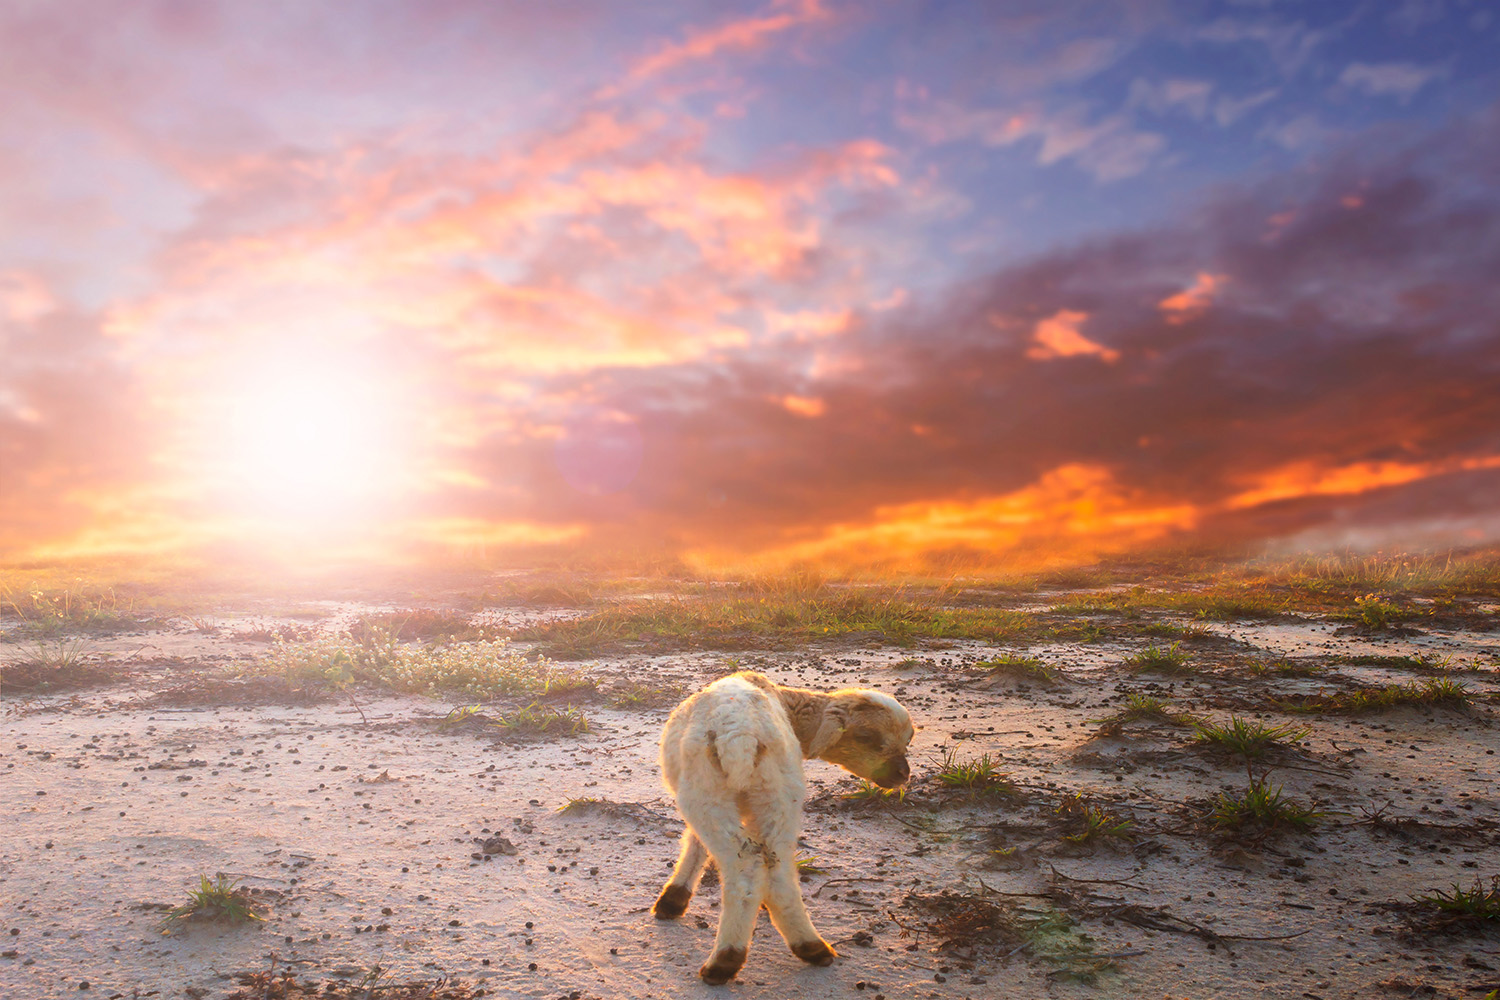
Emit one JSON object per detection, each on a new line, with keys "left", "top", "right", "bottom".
{"left": 709, "top": 730, "right": 764, "bottom": 792}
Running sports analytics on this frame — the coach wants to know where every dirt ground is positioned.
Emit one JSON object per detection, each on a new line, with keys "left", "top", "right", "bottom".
{"left": 3, "top": 591, "right": 1499, "bottom": 1000}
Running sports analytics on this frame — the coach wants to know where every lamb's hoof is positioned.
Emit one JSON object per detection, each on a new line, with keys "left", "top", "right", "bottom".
{"left": 699, "top": 946, "right": 746, "bottom": 985}
{"left": 652, "top": 884, "right": 692, "bottom": 919}
{"left": 791, "top": 939, "right": 836, "bottom": 966}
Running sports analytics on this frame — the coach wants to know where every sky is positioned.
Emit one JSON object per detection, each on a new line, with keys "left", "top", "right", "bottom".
{"left": 3, "top": 0, "right": 1499, "bottom": 573}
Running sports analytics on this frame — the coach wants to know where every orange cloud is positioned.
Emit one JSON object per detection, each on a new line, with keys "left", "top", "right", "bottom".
{"left": 1022, "top": 309, "right": 1120, "bottom": 362}
{"left": 779, "top": 395, "right": 826, "bottom": 417}
{"left": 689, "top": 464, "right": 1200, "bottom": 573}
{"left": 1159, "top": 271, "right": 1225, "bottom": 323}
{"left": 620, "top": 0, "right": 827, "bottom": 87}
{"left": 1226, "top": 455, "right": 1500, "bottom": 511}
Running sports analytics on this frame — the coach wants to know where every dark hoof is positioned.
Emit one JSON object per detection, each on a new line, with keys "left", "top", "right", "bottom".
{"left": 652, "top": 884, "right": 692, "bottom": 919}
{"left": 699, "top": 946, "right": 746, "bottom": 985}
{"left": 791, "top": 939, "right": 836, "bottom": 966}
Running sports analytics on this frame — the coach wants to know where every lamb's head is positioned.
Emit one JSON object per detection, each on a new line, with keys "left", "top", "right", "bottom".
{"left": 814, "top": 690, "right": 914, "bottom": 789}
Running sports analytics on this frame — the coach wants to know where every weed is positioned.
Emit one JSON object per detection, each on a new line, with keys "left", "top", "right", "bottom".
{"left": 904, "top": 890, "right": 1115, "bottom": 983}
{"left": 1412, "top": 876, "right": 1500, "bottom": 921}
{"left": 1055, "top": 795, "right": 1133, "bottom": 844}
{"left": 164, "top": 874, "right": 264, "bottom": 926}
{"left": 350, "top": 609, "right": 482, "bottom": 644}
{"left": 606, "top": 680, "right": 685, "bottom": 709}
{"left": 842, "top": 778, "right": 907, "bottom": 803}
{"left": 1282, "top": 679, "right": 1472, "bottom": 714}
{"left": 1246, "top": 659, "right": 1323, "bottom": 678}
{"left": 1, "top": 641, "right": 117, "bottom": 693}
{"left": 1089, "top": 693, "right": 1199, "bottom": 735}
{"left": 493, "top": 702, "right": 590, "bottom": 736}
{"left": 1, "top": 583, "right": 150, "bottom": 636}
{"left": 1349, "top": 594, "right": 1408, "bottom": 630}
{"left": 1210, "top": 778, "right": 1322, "bottom": 832}
{"left": 437, "top": 704, "right": 484, "bottom": 730}
{"left": 795, "top": 853, "right": 828, "bottom": 875}
{"left": 1384, "top": 876, "right": 1500, "bottom": 937}
{"left": 935, "top": 749, "right": 1015, "bottom": 798}
{"left": 1193, "top": 716, "right": 1309, "bottom": 758}
{"left": 557, "top": 796, "right": 606, "bottom": 814}
{"left": 512, "top": 593, "right": 1085, "bottom": 658}
{"left": 975, "top": 654, "right": 1059, "bottom": 684}
{"left": 1124, "top": 642, "right": 1191, "bottom": 674}
{"left": 257, "top": 633, "right": 594, "bottom": 701}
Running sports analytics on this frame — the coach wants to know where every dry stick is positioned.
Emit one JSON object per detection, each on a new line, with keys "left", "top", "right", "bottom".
{"left": 1046, "top": 864, "right": 1147, "bottom": 891}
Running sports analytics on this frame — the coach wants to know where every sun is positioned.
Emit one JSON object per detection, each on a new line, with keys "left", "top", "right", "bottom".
{"left": 210, "top": 356, "right": 406, "bottom": 525}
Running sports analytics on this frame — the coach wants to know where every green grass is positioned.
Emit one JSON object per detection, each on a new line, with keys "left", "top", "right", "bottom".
{"left": 975, "top": 653, "right": 1060, "bottom": 684}
{"left": 349, "top": 609, "right": 486, "bottom": 643}
{"left": 0, "top": 641, "right": 119, "bottom": 693}
{"left": 1123, "top": 642, "right": 1192, "bottom": 674}
{"left": 1282, "top": 678, "right": 1472, "bottom": 714}
{"left": 934, "top": 749, "right": 1015, "bottom": 798}
{"left": 1412, "top": 876, "right": 1500, "bottom": 920}
{"left": 510, "top": 592, "right": 1091, "bottom": 658}
{"left": 1, "top": 583, "right": 153, "bottom": 637}
{"left": 256, "top": 631, "right": 595, "bottom": 701}
{"left": 1055, "top": 795, "right": 1133, "bottom": 844}
{"left": 1210, "top": 779, "right": 1322, "bottom": 832}
{"left": 842, "top": 778, "right": 908, "bottom": 803}
{"left": 1193, "top": 716, "right": 1309, "bottom": 758}
{"left": 493, "top": 702, "right": 590, "bottom": 736}
{"left": 1246, "top": 658, "right": 1323, "bottom": 678}
{"left": 1089, "top": 693, "right": 1199, "bottom": 735}
{"left": 163, "top": 875, "right": 264, "bottom": 925}
{"left": 794, "top": 853, "right": 828, "bottom": 875}
{"left": 1051, "top": 588, "right": 1289, "bottom": 621}
{"left": 606, "top": 680, "right": 686, "bottom": 709}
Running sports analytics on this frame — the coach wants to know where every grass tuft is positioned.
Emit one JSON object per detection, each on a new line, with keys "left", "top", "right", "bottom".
{"left": 1193, "top": 716, "right": 1309, "bottom": 758}
{"left": 975, "top": 654, "right": 1059, "bottom": 684}
{"left": 257, "top": 631, "right": 595, "bottom": 701}
{"left": 1055, "top": 794, "right": 1133, "bottom": 844}
{"left": 164, "top": 874, "right": 265, "bottom": 926}
{"left": 935, "top": 749, "right": 1016, "bottom": 798}
{"left": 1412, "top": 876, "right": 1500, "bottom": 921}
{"left": 842, "top": 778, "right": 908, "bottom": 803}
{"left": 1089, "top": 693, "right": 1199, "bottom": 735}
{"left": 1123, "top": 642, "right": 1191, "bottom": 674}
{"left": 493, "top": 702, "right": 590, "bottom": 736}
{"left": 1281, "top": 678, "right": 1472, "bottom": 714}
{"left": 1210, "top": 778, "right": 1322, "bottom": 832}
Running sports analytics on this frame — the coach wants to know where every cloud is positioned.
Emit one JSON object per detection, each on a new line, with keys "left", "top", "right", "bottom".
{"left": 1022, "top": 309, "right": 1121, "bottom": 362}
{"left": 1340, "top": 61, "right": 1447, "bottom": 102}
{"left": 613, "top": 0, "right": 827, "bottom": 91}
{"left": 897, "top": 97, "right": 1165, "bottom": 181}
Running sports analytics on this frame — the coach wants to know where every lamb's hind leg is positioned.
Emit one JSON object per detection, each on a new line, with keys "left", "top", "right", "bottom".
{"left": 653, "top": 828, "right": 708, "bottom": 919}
{"left": 680, "top": 797, "right": 767, "bottom": 984}
{"left": 748, "top": 793, "right": 835, "bottom": 965}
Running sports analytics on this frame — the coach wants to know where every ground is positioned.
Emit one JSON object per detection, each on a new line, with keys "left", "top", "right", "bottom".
{"left": 2, "top": 563, "right": 1498, "bottom": 999}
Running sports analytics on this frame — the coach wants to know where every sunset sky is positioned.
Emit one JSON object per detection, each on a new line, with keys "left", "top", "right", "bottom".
{"left": 3, "top": 0, "right": 1498, "bottom": 572}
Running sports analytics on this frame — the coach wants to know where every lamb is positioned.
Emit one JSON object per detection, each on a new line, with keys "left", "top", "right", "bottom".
{"left": 654, "top": 670, "right": 914, "bottom": 984}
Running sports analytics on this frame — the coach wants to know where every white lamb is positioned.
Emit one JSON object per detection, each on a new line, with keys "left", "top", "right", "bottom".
{"left": 654, "top": 670, "right": 914, "bottom": 984}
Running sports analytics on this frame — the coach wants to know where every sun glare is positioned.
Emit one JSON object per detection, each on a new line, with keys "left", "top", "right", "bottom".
{"left": 214, "top": 361, "right": 401, "bottom": 523}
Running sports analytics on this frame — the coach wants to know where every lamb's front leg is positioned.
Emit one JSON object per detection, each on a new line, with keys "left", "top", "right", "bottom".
{"left": 653, "top": 828, "right": 708, "bottom": 918}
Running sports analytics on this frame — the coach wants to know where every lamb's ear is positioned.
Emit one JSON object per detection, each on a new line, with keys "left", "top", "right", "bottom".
{"left": 806, "top": 708, "right": 847, "bottom": 757}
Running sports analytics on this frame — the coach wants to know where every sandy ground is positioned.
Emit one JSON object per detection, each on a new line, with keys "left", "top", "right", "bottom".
{"left": 2, "top": 601, "right": 1499, "bottom": 1000}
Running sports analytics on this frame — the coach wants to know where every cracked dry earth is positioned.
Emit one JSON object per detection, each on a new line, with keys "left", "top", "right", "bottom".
{"left": 3, "top": 601, "right": 1499, "bottom": 1000}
